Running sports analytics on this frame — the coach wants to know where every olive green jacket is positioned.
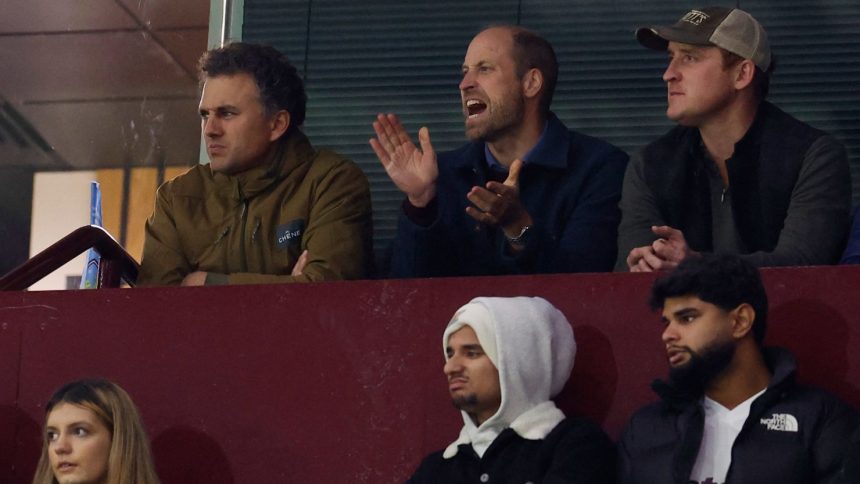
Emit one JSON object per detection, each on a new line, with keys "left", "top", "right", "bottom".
{"left": 137, "top": 131, "right": 372, "bottom": 286}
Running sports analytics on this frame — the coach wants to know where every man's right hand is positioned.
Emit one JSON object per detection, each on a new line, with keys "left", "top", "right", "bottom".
{"left": 626, "top": 225, "right": 697, "bottom": 272}
{"left": 291, "top": 249, "right": 309, "bottom": 276}
{"left": 370, "top": 113, "right": 438, "bottom": 207}
{"left": 626, "top": 246, "right": 662, "bottom": 272}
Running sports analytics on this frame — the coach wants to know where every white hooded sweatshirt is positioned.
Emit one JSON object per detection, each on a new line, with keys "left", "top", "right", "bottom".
{"left": 441, "top": 296, "right": 576, "bottom": 458}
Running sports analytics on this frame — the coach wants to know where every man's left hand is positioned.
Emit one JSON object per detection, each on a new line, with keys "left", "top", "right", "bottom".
{"left": 465, "top": 159, "right": 533, "bottom": 241}
{"left": 181, "top": 271, "right": 208, "bottom": 286}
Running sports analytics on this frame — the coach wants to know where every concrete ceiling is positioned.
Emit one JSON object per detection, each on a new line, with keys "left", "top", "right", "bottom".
{"left": 0, "top": 0, "right": 209, "bottom": 171}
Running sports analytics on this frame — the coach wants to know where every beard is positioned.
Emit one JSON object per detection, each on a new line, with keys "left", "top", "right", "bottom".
{"left": 451, "top": 393, "right": 478, "bottom": 412}
{"left": 464, "top": 89, "right": 525, "bottom": 142}
{"left": 668, "top": 338, "right": 736, "bottom": 396}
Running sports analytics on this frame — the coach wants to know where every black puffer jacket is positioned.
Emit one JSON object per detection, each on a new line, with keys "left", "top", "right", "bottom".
{"left": 618, "top": 348, "right": 860, "bottom": 484}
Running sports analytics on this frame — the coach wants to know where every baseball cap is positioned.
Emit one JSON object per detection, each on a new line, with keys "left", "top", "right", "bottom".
{"left": 636, "top": 6, "right": 771, "bottom": 71}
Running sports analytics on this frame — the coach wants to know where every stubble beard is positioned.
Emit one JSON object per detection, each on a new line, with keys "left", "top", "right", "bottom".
{"left": 465, "top": 90, "right": 525, "bottom": 143}
{"left": 451, "top": 393, "right": 479, "bottom": 412}
{"left": 668, "top": 338, "right": 736, "bottom": 396}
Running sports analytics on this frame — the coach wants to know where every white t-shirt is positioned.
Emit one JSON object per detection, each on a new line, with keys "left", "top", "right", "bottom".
{"left": 689, "top": 389, "right": 766, "bottom": 484}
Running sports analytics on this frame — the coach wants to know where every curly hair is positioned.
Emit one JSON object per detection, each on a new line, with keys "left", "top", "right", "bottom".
{"left": 649, "top": 253, "right": 768, "bottom": 345}
{"left": 198, "top": 42, "right": 307, "bottom": 133}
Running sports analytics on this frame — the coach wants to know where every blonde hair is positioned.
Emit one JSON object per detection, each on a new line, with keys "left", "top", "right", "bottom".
{"left": 31, "top": 379, "right": 161, "bottom": 484}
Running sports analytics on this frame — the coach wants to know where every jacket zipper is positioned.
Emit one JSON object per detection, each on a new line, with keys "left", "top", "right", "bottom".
{"left": 239, "top": 199, "right": 249, "bottom": 272}
{"left": 251, "top": 219, "right": 261, "bottom": 244}
{"left": 214, "top": 226, "right": 230, "bottom": 244}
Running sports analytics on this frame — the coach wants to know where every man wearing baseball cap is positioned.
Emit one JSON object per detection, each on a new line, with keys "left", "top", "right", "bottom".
{"left": 616, "top": 7, "right": 851, "bottom": 272}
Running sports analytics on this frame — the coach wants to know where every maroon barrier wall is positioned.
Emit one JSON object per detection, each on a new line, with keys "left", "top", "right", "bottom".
{"left": 1, "top": 267, "right": 859, "bottom": 483}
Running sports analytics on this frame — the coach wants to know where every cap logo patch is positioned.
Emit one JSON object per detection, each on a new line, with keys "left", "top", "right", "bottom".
{"left": 681, "top": 10, "right": 710, "bottom": 26}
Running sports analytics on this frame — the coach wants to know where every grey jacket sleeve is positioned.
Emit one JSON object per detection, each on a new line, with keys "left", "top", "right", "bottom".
{"left": 614, "top": 135, "right": 851, "bottom": 270}
{"left": 741, "top": 135, "right": 851, "bottom": 267}
{"left": 614, "top": 150, "right": 666, "bottom": 271}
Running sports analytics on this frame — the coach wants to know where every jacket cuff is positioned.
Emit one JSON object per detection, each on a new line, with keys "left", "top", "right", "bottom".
{"left": 204, "top": 272, "right": 229, "bottom": 286}
{"left": 402, "top": 197, "right": 438, "bottom": 227}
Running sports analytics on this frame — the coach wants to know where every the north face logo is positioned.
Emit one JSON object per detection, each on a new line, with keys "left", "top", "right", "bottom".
{"left": 760, "top": 413, "right": 799, "bottom": 432}
{"left": 681, "top": 10, "right": 710, "bottom": 25}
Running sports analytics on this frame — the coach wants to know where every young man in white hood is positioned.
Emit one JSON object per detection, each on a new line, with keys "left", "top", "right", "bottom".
{"left": 407, "top": 296, "right": 615, "bottom": 483}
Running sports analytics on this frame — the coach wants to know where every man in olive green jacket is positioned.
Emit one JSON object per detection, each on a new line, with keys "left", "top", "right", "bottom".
{"left": 138, "top": 43, "right": 372, "bottom": 286}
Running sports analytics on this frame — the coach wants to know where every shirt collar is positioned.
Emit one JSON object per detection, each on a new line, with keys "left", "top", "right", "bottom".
{"left": 480, "top": 112, "right": 569, "bottom": 172}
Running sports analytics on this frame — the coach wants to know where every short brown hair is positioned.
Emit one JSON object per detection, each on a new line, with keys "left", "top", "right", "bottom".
{"left": 720, "top": 48, "right": 774, "bottom": 101}
{"left": 509, "top": 27, "right": 558, "bottom": 116}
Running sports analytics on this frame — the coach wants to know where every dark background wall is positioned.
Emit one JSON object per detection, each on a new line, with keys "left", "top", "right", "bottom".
{"left": 0, "top": 167, "right": 33, "bottom": 275}
{"left": 1, "top": 267, "right": 859, "bottom": 483}
{"left": 242, "top": 0, "right": 860, "bottom": 259}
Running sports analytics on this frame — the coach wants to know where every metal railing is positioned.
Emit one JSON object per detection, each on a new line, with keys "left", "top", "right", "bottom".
{"left": 0, "top": 225, "right": 139, "bottom": 291}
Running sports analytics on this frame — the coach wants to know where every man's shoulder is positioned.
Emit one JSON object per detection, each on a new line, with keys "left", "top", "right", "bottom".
{"left": 775, "top": 382, "right": 860, "bottom": 422}
{"left": 567, "top": 129, "right": 627, "bottom": 161}
{"left": 407, "top": 448, "right": 452, "bottom": 483}
{"left": 758, "top": 101, "right": 826, "bottom": 139}
{"left": 157, "top": 164, "right": 212, "bottom": 199}
{"left": 620, "top": 400, "right": 678, "bottom": 439}
{"left": 551, "top": 414, "right": 610, "bottom": 438}
{"left": 305, "top": 147, "right": 367, "bottom": 181}
{"left": 541, "top": 415, "right": 615, "bottom": 455}
{"left": 639, "top": 125, "right": 695, "bottom": 159}
{"left": 547, "top": 111, "right": 625, "bottom": 162}
{"left": 558, "top": 130, "right": 629, "bottom": 187}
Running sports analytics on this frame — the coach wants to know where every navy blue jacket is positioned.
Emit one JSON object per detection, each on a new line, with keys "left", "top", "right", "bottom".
{"left": 389, "top": 114, "right": 629, "bottom": 277}
{"left": 840, "top": 205, "right": 860, "bottom": 264}
{"left": 618, "top": 348, "right": 860, "bottom": 484}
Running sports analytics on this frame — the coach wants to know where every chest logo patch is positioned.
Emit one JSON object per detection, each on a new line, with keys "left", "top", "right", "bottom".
{"left": 760, "top": 413, "right": 799, "bottom": 432}
{"left": 275, "top": 219, "right": 304, "bottom": 249}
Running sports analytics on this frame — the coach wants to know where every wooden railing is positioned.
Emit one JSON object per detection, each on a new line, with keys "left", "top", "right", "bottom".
{"left": 0, "top": 225, "right": 139, "bottom": 290}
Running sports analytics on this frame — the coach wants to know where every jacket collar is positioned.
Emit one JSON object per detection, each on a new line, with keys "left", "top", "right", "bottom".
{"left": 442, "top": 401, "right": 565, "bottom": 459}
{"left": 651, "top": 346, "right": 797, "bottom": 411}
{"left": 682, "top": 101, "right": 769, "bottom": 162}
{"left": 452, "top": 112, "right": 570, "bottom": 171}
{"left": 731, "top": 101, "right": 770, "bottom": 159}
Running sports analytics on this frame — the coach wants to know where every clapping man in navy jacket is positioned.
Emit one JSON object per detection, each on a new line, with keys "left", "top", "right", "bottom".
{"left": 371, "top": 26, "right": 628, "bottom": 277}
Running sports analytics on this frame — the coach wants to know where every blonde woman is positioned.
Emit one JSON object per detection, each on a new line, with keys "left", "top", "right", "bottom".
{"left": 32, "top": 379, "right": 160, "bottom": 484}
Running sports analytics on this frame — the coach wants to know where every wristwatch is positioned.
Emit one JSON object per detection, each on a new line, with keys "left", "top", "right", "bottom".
{"left": 505, "top": 225, "right": 532, "bottom": 245}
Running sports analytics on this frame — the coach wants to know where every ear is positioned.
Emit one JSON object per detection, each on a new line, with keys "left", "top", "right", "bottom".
{"left": 733, "top": 59, "right": 756, "bottom": 91}
{"left": 522, "top": 67, "right": 543, "bottom": 101}
{"left": 730, "top": 303, "right": 756, "bottom": 340}
{"left": 268, "top": 110, "right": 291, "bottom": 142}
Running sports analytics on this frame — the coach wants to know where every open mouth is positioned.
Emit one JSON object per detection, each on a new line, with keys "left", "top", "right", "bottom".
{"left": 465, "top": 99, "right": 487, "bottom": 118}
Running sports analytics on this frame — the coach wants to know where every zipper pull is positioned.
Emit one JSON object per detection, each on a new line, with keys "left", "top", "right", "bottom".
{"left": 214, "top": 226, "right": 230, "bottom": 244}
{"left": 239, "top": 200, "right": 247, "bottom": 220}
{"left": 251, "top": 220, "right": 261, "bottom": 243}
